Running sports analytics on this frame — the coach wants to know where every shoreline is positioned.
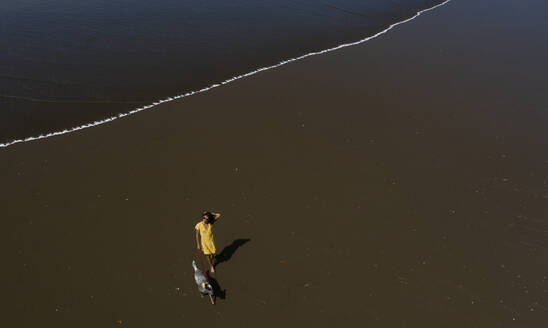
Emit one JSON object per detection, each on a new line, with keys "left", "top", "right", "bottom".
{"left": 0, "top": 1, "right": 451, "bottom": 149}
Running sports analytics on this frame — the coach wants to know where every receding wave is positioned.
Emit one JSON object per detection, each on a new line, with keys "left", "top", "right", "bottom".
{"left": 0, "top": 0, "right": 451, "bottom": 149}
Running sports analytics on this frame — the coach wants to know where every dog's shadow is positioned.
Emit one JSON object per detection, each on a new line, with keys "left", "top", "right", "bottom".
{"left": 215, "top": 238, "right": 251, "bottom": 267}
{"left": 207, "top": 275, "right": 225, "bottom": 300}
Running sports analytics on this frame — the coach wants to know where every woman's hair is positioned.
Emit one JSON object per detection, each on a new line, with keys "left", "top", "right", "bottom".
{"left": 202, "top": 211, "right": 214, "bottom": 223}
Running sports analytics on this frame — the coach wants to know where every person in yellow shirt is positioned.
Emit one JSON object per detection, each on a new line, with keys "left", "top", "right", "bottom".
{"left": 195, "top": 211, "right": 221, "bottom": 273}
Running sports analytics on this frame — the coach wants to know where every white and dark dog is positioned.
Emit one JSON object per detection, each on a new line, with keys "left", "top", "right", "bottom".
{"left": 192, "top": 260, "right": 214, "bottom": 303}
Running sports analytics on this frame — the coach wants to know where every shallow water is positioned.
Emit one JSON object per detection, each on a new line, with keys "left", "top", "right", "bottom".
{"left": 0, "top": 0, "right": 443, "bottom": 143}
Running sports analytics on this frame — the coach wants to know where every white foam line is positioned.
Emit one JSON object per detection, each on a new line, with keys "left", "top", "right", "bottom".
{"left": 0, "top": 0, "right": 451, "bottom": 149}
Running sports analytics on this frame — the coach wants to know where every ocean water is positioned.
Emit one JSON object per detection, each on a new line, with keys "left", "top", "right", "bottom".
{"left": 0, "top": 0, "right": 444, "bottom": 144}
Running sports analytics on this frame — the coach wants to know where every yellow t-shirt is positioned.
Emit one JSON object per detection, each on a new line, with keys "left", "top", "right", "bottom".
{"left": 195, "top": 222, "right": 216, "bottom": 255}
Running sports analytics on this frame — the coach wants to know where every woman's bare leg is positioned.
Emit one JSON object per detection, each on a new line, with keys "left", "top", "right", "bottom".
{"left": 206, "top": 254, "right": 215, "bottom": 273}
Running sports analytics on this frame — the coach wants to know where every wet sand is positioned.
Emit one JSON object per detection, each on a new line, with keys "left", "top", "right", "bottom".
{"left": 2, "top": 0, "right": 548, "bottom": 327}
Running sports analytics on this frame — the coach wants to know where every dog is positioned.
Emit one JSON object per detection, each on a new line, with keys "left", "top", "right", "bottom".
{"left": 192, "top": 260, "right": 214, "bottom": 304}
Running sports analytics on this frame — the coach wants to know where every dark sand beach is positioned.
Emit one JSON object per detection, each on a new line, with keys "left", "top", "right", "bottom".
{"left": 2, "top": 0, "right": 548, "bottom": 327}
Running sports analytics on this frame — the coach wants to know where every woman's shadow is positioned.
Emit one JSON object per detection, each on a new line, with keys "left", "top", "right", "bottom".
{"left": 215, "top": 238, "right": 251, "bottom": 268}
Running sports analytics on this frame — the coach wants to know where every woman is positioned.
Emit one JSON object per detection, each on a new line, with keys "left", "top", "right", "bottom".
{"left": 195, "top": 211, "right": 221, "bottom": 273}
